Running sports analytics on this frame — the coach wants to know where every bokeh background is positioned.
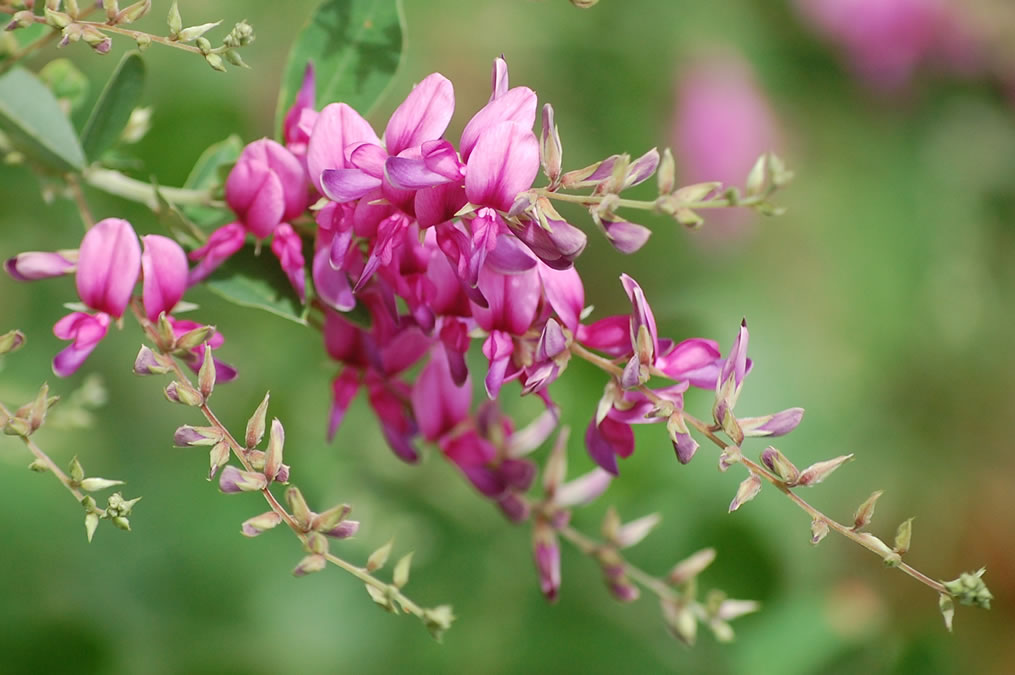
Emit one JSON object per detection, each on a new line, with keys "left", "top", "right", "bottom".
{"left": 2, "top": 1, "right": 1014, "bottom": 673}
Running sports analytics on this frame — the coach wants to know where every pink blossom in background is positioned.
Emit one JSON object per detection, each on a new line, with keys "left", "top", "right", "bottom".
{"left": 672, "top": 53, "right": 780, "bottom": 239}
{"left": 794, "top": 0, "right": 981, "bottom": 90}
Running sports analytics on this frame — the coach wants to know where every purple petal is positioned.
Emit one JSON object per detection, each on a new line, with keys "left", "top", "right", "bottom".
{"left": 141, "top": 234, "right": 187, "bottom": 321}
{"left": 313, "top": 247, "right": 355, "bottom": 312}
{"left": 602, "top": 218, "right": 652, "bottom": 254}
{"left": 5, "top": 251, "right": 76, "bottom": 281}
{"left": 465, "top": 121, "right": 540, "bottom": 213}
{"left": 320, "top": 168, "right": 383, "bottom": 203}
{"left": 306, "top": 102, "right": 381, "bottom": 193}
{"left": 383, "top": 73, "right": 455, "bottom": 156}
{"left": 76, "top": 218, "right": 140, "bottom": 318}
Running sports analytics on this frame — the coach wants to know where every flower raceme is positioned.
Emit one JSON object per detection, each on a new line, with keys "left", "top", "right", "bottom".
{"left": 6, "top": 219, "right": 230, "bottom": 378}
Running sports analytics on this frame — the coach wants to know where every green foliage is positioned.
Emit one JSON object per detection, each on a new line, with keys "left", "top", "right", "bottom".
{"left": 181, "top": 134, "right": 244, "bottom": 227}
{"left": 274, "top": 0, "right": 407, "bottom": 136}
{"left": 81, "top": 52, "right": 146, "bottom": 162}
{"left": 204, "top": 244, "right": 308, "bottom": 325}
{"left": 0, "top": 67, "right": 85, "bottom": 171}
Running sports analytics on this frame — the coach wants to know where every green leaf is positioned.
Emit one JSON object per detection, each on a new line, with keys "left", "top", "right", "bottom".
{"left": 0, "top": 67, "right": 85, "bottom": 171}
{"left": 204, "top": 244, "right": 308, "bottom": 325}
{"left": 181, "top": 134, "right": 243, "bottom": 226}
{"left": 274, "top": 0, "right": 407, "bottom": 136}
{"left": 81, "top": 51, "right": 145, "bottom": 162}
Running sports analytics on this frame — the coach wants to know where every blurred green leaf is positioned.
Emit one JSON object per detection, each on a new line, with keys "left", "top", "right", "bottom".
{"left": 205, "top": 244, "right": 307, "bottom": 325}
{"left": 38, "top": 59, "right": 90, "bottom": 113}
{"left": 9, "top": 22, "right": 47, "bottom": 48}
{"left": 274, "top": 0, "right": 407, "bottom": 136}
{"left": 182, "top": 134, "right": 243, "bottom": 226}
{"left": 81, "top": 51, "right": 145, "bottom": 162}
{"left": 0, "top": 67, "right": 85, "bottom": 171}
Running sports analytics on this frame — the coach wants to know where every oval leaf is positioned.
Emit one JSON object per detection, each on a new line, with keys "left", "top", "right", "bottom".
{"left": 81, "top": 51, "right": 146, "bottom": 161}
{"left": 204, "top": 244, "right": 308, "bottom": 325}
{"left": 274, "top": 0, "right": 407, "bottom": 136}
{"left": 0, "top": 67, "right": 85, "bottom": 171}
{"left": 182, "top": 134, "right": 244, "bottom": 226}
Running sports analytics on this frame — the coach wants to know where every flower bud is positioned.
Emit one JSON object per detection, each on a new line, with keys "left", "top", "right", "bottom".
{"left": 851, "top": 490, "right": 883, "bottom": 530}
{"left": 173, "top": 424, "right": 221, "bottom": 447}
{"left": 532, "top": 519, "right": 561, "bottom": 602}
{"left": 0, "top": 330, "right": 25, "bottom": 355}
{"left": 245, "top": 392, "right": 270, "bottom": 448}
{"left": 541, "top": 426, "right": 569, "bottom": 498}
{"left": 310, "top": 504, "right": 351, "bottom": 533}
{"left": 6, "top": 10, "right": 36, "bottom": 30}
{"left": 540, "top": 103, "right": 562, "bottom": 186}
{"left": 134, "top": 33, "right": 150, "bottom": 50}
{"left": 667, "top": 547, "right": 716, "bottom": 586}
{"left": 79, "top": 477, "right": 124, "bottom": 492}
{"left": 208, "top": 441, "right": 230, "bottom": 480}
{"left": 173, "top": 324, "right": 216, "bottom": 351}
{"left": 942, "top": 569, "right": 992, "bottom": 609}
{"left": 197, "top": 345, "right": 215, "bottom": 398}
{"left": 810, "top": 518, "right": 829, "bottom": 545}
{"left": 661, "top": 599, "right": 697, "bottom": 646}
{"left": 133, "top": 345, "right": 170, "bottom": 375}
{"left": 115, "top": 0, "right": 150, "bottom": 25}
{"left": 241, "top": 510, "right": 281, "bottom": 537}
{"left": 939, "top": 594, "right": 954, "bottom": 632}
{"left": 728, "top": 473, "right": 762, "bottom": 512}
{"left": 893, "top": 517, "right": 913, "bottom": 555}
{"left": 285, "top": 486, "right": 312, "bottom": 530}
{"left": 614, "top": 512, "right": 661, "bottom": 549}
{"left": 164, "top": 380, "right": 202, "bottom": 407}
{"left": 323, "top": 520, "right": 359, "bottom": 539}
{"left": 69, "top": 456, "right": 85, "bottom": 483}
{"left": 176, "top": 21, "right": 219, "bottom": 44}
{"left": 759, "top": 446, "right": 799, "bottom": 484}
{"left": 554, "top": 467, "right": 612, "bottom": 507}
{"left": 366, "top": 539, "right": 394, "bottom": 572}
{"left": 292, "top": 553, "right": 326, "bottom": 577}
{"left": 218, "top": 465, "right": 267, "bottom": 493}
{"left": 263, "top": 419, "right": 285, "bottom": 482}
{"left": 797, "top": 454, "right": 854, "bottom": 487}
{"left": 84, "top": 512, "right": 100, "bottom": 542}
{"left": 104, "top": 0, "right": 119, "bottom": 21}
{"left": 667, "top": 412, "right": 699, "bottom": 464}
{"left": 740, "top": 408, "right": 805, "bottom": 438}
{"left": 657, "top": 148, "right": 676, "bottom": 194}
{"left": 44, "top": 8, "right": 71, "bottom": 28}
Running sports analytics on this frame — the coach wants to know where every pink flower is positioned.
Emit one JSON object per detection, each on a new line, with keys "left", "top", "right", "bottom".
{"left": 307, "top": 102, "right": 381, "bottom": 194}
{"left": 52, "top": 312, "right": 111, "bottom": 377}
{"left": 187, "top": 223, "right": 246, "bottom": 285}
{"left": 283, "top": 63, "right": 317, "bottom": 163}
{"left": 464, "top": 121, "right": 540, "bottom": 213}
{"left": 411, "top": 347, "right": 472, "bottom": 442}
{"left": 76, "top": 218, "right": 141, "bottom": 318}
{"left": 5, "top": 250, "right": 76, "bottom": 281}
{"left": 141, "top": 234, "right": 187, "bottom": 321}
{"left": 225, "top": 138, "right": 307, "bottom": 239}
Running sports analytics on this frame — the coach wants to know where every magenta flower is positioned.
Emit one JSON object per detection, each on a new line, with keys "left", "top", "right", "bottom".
{"left": 76, "top": 218, "right": 141, "bottom": 318}
{"left": 283, "top": 63, "right": 317, "bottom": 164}
{"left": 187, "top": 223, "right": 246, "bottom": 285}
{"left": 5, "top": 250, "right": 76, "bottom": 280}
{"left": 141, "top": 234, "right": 187, "bottom": 321}
{"left": 225, "top": 138, "right": 308, "bottom": 239}
{"left": 52, "top": 312, "right": 111, "bottom": 377}
{"left": 411, "top": 347, "right": 472, "bottom": 442}
{"left": 307, "top": 102, "right": 382, "bottom": 194}
{"left": 464, "top": 121, "right": 540, "bottom": 213}
{"left": 270, "top": 223, "right": 306, "bottom": 303}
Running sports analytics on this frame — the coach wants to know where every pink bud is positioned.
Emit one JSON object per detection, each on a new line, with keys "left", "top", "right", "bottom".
{"left": 226, "top": 139, "right": 307, "bottom": 239}
{"left": 76, "top": 218, "right": 141, "bottom": 317}
{"left": 5, "top": 250, "right": 77, "bottom": 280}
{"left": 140, "top": 235, "right": 187, "bottom": 321}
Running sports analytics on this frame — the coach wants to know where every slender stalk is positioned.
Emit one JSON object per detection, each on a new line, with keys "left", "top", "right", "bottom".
{"left": 568, "top": 340, "right": 951, "bottom": 597}
{"left": 534, "top": 188, "right": 768, "bottom": 212}
{"left": 66, "top": 174, "right": 95, "bottom": 229}
{"left": 83, "top": 167, "right": 220, "bottom": 209}
{"left": 0, "top": 401, "right": 87, "bottom": 503}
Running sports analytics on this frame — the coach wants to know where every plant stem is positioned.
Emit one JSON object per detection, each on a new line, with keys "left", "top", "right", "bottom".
{"left": 0, "top": 401, "right": 87, "bottom": 503}
{"left": 568, "top": 340, "right": 951, "bottom": 597}
{"left": 83, "top": 167, "right": 219, "bottom": 209}
{"left": 534, "top": 188, "right": 767, "bottom": 212}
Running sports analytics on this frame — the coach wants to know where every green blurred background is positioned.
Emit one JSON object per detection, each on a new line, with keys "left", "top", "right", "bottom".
{"left": 2, "top": 1, "right": 1014, "bottom": 673}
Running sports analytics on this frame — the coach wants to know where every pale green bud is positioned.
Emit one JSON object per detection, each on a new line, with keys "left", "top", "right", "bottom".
{"left": 393, "top": 552, "right": 413, "bottom": 589}
{"left": 176, "top": 21, "right": 220, "bottom": 43}
{"left": 366, "top": 538, "right": 394, "bottom": 572}
{"left": 79, "top": 477, "right": 124, "bottom": 492}
{"left": 245, "top": 392, "right": 270, "bottom": 448}
{"left": 166, "top": 0, "right": 181, "bottom": 38}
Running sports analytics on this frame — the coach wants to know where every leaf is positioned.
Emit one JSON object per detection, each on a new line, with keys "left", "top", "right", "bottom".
{"left": 274, "top": 0, "right": 407, "bottom": 136}
{"left": 81, "top": 51, "right": 145, "bottom": 162}
{"left": 0, "top": 67, "right": 85, "bottom": 171}
{"left": 181, "top": 134, "right": 243, "bottom": 226}
{"left": 204, "top": 244, "right": 308, "bottom": 325}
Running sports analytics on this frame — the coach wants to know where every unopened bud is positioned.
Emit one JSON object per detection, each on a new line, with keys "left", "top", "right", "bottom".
{"left": 760, "top": 446, "right": 799, "bottom": 484}
{"left": 729, "top": 473, "right": 762, "bottom": 512}
{"left": 69, "top": 456, "right": 85, "bottom": 483}
{"left": 657, "top": 148, "right": 675, "bottom": 194}
{"left": 797, "top": 454, "right": 854, "bottom": 486}
{"left": 667, "top": 412, "right": 699, "bottom": 464}
{"left": 79, "top": 477, "right": 124, "bottom": 492}
{"left": 222, "top": 49, "right": 247, "bottom": 68}
{"left": 176, "top": 21, "right": 220, "bottom": 43}
{"left": 614, "top": 513, "right": 661, "bottom": 549}
{"left": 134, "top": 33, "right": 150, "bottom": 50}
{"left": 600, "top": 505, "right": 621, "bottom": 542}
{"left": 311, "top": 503, "right": 351, "bottom": 533}
{"left": 197, "top": 345, "right": 215, "bottom": 398}
{"left": 745, "top": 153, "right": 768, "bottom": 197}
{"left": 167, "top": 0, "right": 182, "bottom": 38}
{"left": 285, "top": 486, "right": 312, "bottom": 530}
{"left": 115, "top": 0, "right": 150, "bottom": 25}
{"left": 667, "top": 547, "right": 716, "bottom": 586}
{"left": 6, "top": 11, "right": 35, "bottom": 30}
{"left": 173, "top": 324, "right": 215, "bottom": 351}
{"left": 241, "top": 510, "right": 282, "bottom": 537}
{"left": 194, "top": 36, "right": 211, "bottom": 54}
{"left": 164, "top": 380, "right": 202, "bottom": 406}
{"left": 366, "top": 538, "right": 394, "bottom": 573}
{"left": 0, "top": 329, "right": 25, "bottom": 354}
{"left": 852, "top": 490, "right": 884, "bottom": 530}
{"left": 893, "top": 517, "right": 913, "bottom": 555}
{"left": 718, "top": 445, "right": 742, "bottom": 472}
{"left": 541, "top": 426, "right": 569, "bottom": 497}
{"left": 44, "top": 8, "right": 71, "bottom": 28}
{"left": 305, "top": 531, "right": 329, "bottom": 555}
{"left": 222, "top": 20, "right": 254, "bottom": 48}
{"left": 245, "top": 392, "right": 270, "bottom": 448}
{"left": 941, "top": 568, "right": 992, "bottom": 609}
{"left": 264, "top": 418, "right": 284, "bottom": 482}
{"left": 104, "top": 0, "right": 119, "bottom": 22}
{"left": 173, "top": 425, "right": 221, "bottom": 447}
{"left": 89, "top": 37, "right": 111, "bottom": 54}
{"left": 84, "top": 512, "right": 100, "bottom": 542}
{"left": 740, "top": 408, "right": 805, "bottom": 438}
{"left": 810, "top": 518, "right": 829, "bottom": 545}
{"left": 540, "top": 103, "right": 562, "bottom": 186}
{"left": 111, "top": 516, "right": 130, "bottom": 531}
{"left": 939, "top": 593, "right": 954, "bottom": 632}
{"left": 218, "top": 465, "right": 267, "bottom": 493}
{"left": 208, "top": 440, "right": 230, "bottom": 479}
{"left": 292, "top": 553, "right": 326, "bottom": 577}
{"left": 28, "top": 458, "right": 49, "bottom": 473}
{"left": 661, "top": 600, "right": 697, "bottom": 646}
